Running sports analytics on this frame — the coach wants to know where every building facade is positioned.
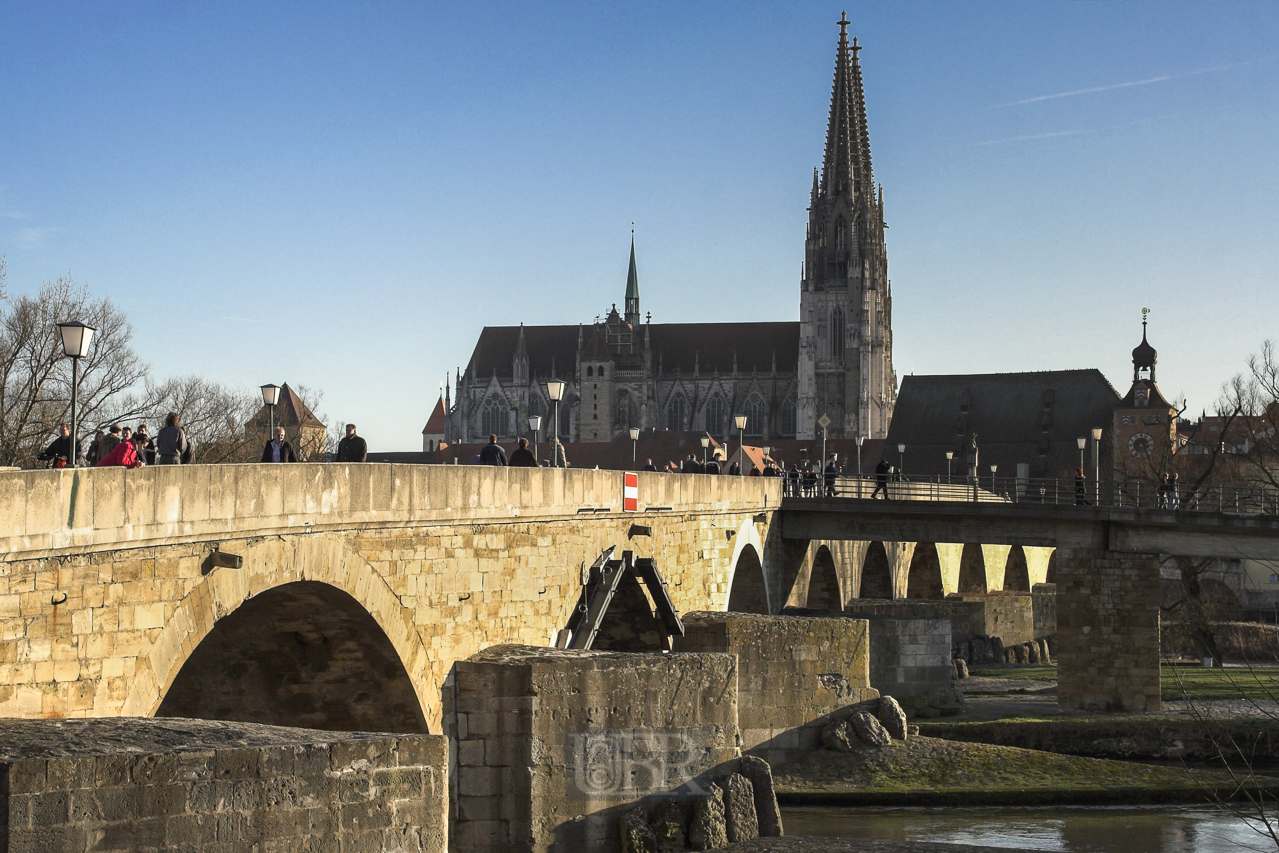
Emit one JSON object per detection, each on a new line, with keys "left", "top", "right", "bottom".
{"left": 444, "top": 17, "right": 895, "bottom": 446}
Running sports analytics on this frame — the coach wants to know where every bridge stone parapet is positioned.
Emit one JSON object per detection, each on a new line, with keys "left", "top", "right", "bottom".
{"left": 0, "top": 466, "right": 781, "bottom": 733}
{"left": 0, "top": 464, "right": 781, "bottom": 560}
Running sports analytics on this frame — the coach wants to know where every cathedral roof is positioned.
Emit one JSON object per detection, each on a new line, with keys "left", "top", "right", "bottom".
{"left": 422, "top": 397, "right": 446, "bottom": 435}
{"left": 582, "top": 327, "right": 612, "bottom": 361}
{"left": 886, "top": 370, "right": 1121, "bottom": 478}
{"left": 462, "top": 322, "right": 800, "bottom": 380}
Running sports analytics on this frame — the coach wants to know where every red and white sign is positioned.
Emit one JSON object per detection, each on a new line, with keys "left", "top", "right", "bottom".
{"left": 623, "top": 472, "right": 639, "bottom": 512}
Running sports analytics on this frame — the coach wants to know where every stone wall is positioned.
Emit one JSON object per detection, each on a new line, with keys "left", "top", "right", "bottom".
{"left": 1057, "top": 548, "right": 1161, "bottom": 712}
{"left": 0, "top": 467, "right": 778, "bottom": 733}
{"left": 1033, "top": 584, "right": 1057, "bottom": 638}
{"left": 677, "top": 611, "right": 878, "bottom": 767}
{"left": 449, "top": 645, "right": 739, "bottom": 853}
{"left": 0, "top": 717, "right": 447, "bottom": 853}
{"left": 864, "top": 617, "right": 953, "bottom": 701}
{"left": 841, "top": 595, "right": 1038, "bottom": 646}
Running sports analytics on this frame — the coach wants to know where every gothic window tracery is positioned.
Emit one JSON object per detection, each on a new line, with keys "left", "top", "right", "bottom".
{"left": 666, "top": 394, "right": 687, "bottom": 431}
{"left": 781, "top": 393, "right": 797, "bottom": 437}
{"left": 704, "top": 393, "right": 727, "bottom": 438}
{"left": 835, "top": 216, "right": 846, "bottom": 252}
{"left": 831, "top": 308, "right": 845, "bottom": 362}
{"left": 482, "top": 395, "right": 509, "bottom": 438}
{"left": 744, "top": 394, "right": 766, "bottom": 437}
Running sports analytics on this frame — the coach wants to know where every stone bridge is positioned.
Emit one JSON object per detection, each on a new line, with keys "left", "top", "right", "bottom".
{"left": 3, "top": 465, "right": 1278, "bottom": 731}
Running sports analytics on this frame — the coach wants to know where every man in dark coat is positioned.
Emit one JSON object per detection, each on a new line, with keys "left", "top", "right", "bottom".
{"left": 642, "top": 459, "right": 658, "bottom": 472}
{"left": 38, "top": 423, "right": 74, "bottom": 467}
{"left": 336, "top": 424, "right": 368, "bottom": 462}
{"left": 508, "top": 437, "right": 538, "bottom": 467}
{"left": 824, "top": 455, "right": 839, "bottom": 497}
{"left": 479, "top": 434, "right": 507, "bottom": 466}
{"left": 261, "top": 427, "right": 298, "bottom": 463}
{"left": 872, "top": 458, "right": 891, "bottom": 499}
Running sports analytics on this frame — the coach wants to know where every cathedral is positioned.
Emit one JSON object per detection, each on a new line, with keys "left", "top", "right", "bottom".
{"left": 444, "top": 16, "right": 896, "bottom": 447}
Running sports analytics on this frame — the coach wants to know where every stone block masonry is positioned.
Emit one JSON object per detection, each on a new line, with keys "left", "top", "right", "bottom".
{"left": 676, "top": 611, "right": 878, "bottom": 767}
{"left": 864, "top": 617, "right": 952, "bottom": 701}
{"left": 1057, "top": 548, "right": 1161, "bottom": 712}
{"left": 0, "top": 716, "right": 447, "bottom": 852}
{"left": 450, "top": 645, "right": 739, "bottom": 853}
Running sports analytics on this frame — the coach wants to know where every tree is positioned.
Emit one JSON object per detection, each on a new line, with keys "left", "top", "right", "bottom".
{"left": 0, "top": 269, "right": 150, "bottom": 467}
{"left": 142, "top": 376, "right": 261, "bottom": 464}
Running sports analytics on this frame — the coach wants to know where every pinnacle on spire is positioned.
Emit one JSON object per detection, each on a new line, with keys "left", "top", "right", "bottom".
{"left": 820, "top": 15, "right": 873, "bottom": 202}
{"left": 624, "top": 229, "right": 640, "bottom": 326}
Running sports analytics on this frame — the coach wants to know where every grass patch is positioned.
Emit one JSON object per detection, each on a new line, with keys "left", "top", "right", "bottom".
{"left": 970, "top": 666, "right": 1057, "bottom": 682}
{"left": 772, "top": 735, "right": 1268, "bottom": 804}
{"left": 969, "top": 663, "right": 1279, "bottom": 701}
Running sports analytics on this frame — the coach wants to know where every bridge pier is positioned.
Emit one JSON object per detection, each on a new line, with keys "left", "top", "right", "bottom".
{"left": 1057, "top": 548, "right": 1162, "bottom": 712}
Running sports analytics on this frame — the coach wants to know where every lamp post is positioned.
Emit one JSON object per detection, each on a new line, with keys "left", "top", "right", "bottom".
{"left": 1077, "top": 436, "right": 1087, "bottom": 473}
{"left": 546, "top": 379, "right": 565, "bottom": 468}
{"left": 700, "top": 435, "right": 710, "bottom": 468}
{"left": 56, "top": 321, "right": 96, "bottom": 465}
{"left": 855, "top": 435, "right": 865, "bottom": 497}
{"left": 528, "top": 415, "right": 542, "bottom": 463}
{"left": 1091, "top": 427, "right": 1103, "bottom": 505}
{"left": 990, "top": 463, "right": 998, "bottom": 496}
{"left": 734, "top": 415, "right": 747, "bottom": 475}
{"left": 945, "top": 451, "right": 954, "bottom": 484}
{"left": 629, "top": 427, "right": 640, "bottom": 466}
{"left": 897, "top": 443, "right": 906, "bottom": 479}
{"left": 260, "top": 384, "right": 282, "bottom": 438}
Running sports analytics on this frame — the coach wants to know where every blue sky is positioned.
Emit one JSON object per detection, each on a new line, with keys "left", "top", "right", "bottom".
{"left": 2, "top": 2, "right": 1276, "bottom": 450}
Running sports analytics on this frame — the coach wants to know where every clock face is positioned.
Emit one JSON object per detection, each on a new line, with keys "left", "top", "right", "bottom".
{"left": 1128, "top": 432, "right": 1153, "bottom": 458}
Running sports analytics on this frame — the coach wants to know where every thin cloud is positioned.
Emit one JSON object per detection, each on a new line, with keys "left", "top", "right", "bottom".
{"left": 993, "top": 58, "right": 1274, "bottom": 109}
{"left": 977, "top": 112, "right": 1182, "bottom": 147}
{"left": 14, "top": 226, "right": 58, "bottom": 247}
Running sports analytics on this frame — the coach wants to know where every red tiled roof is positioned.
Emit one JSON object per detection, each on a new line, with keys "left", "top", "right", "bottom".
{"left": 422, "top": 397, "right": 446, "bottom": 435}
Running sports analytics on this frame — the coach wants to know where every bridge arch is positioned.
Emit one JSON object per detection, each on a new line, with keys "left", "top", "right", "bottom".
{"left": 906, "top": 544, "right": 945, "bottom": 599}
{"left": 157, "top": 581, "right": 428, "bottom": 733}
{"left": 807, "top": 545, "right": 843, "bottom": 610}
{"left": 957, "top": 544, "right": 988, "bottom": 594}
{"left": 1003, "top": 546, "right": 1031, "bottom": 592}
{"left": 122, "top": 533, "right": 433, "bottom": 729}
{"left": 726, "top": 519, "right": 770, "bottom": 613}
{"left": 860, "top": 542, "right": 894, "bottom": 600}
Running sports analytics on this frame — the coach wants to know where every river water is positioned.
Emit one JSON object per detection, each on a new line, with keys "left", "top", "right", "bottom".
{"left": 782, "top": 805, "right": 1277, "bottom": 852}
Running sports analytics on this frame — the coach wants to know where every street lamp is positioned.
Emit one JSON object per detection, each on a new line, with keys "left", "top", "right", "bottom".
{"left": 1076, "top": 436, "right": 1087, "bottom": 472}
{"left": 546, "top": 379, "right": 565, "bottom": 468}
{"left": 700, "top": 434, "right": 710, "bottom": 468}
{"left": 855, "top": 435, "right": 865, "bottom": 497}
{"left": 734, "top": 415, "right": 748, "bottom": 475}
{"left": 990, "top": 463, "right": 998, "bottom": 495}
{"left": 629, "top": 427, "right": 640, "bottom": 466}
{"left": 56, "top": 321, "right": 96, "bottom": 465}
{"left": 945, "top": 451, "right": 954, "bottom": 483}
{"left": 1091, "top": 427, "right": 1103, "bottom": 505}
{"left": 528, "top": 415, "right": 542, "bottom": 463}
{"left": 260, "top": 384, "right": 282, "bottom": 437}
{"left": 897, "top": 443, "right": 906, "bottom": 478}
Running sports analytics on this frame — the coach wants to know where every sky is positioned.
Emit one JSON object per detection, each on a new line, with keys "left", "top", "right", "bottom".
{"left": 2, "top": 2, "right": 1277, "bottom": 450}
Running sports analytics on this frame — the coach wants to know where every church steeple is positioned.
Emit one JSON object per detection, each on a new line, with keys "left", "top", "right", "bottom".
{"left": 820, "top": 13, "right": 873, "bottom": 202}
{"left": 624, "top": 228, "right": 640, "bottom": 327}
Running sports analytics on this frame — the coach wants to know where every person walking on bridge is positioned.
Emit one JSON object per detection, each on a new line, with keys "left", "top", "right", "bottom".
{"left": 871, "top": 458, "right": 891, "bottom": 499}
{"left": 336, "top": 424, "right": 368, "bottom": 462}
{"left": 156, "top": 413, "right": 190, "bottom": 465}
{"left": 1074, "top": 468, "right": 1090, "bottom": 506}
{"left": 824, "top": 455, "right": 839, "bottom": 497}
{"left": 262, "top": 426, "right": 297, "bottom": 463}
{"left": 480, "top": 434, "right": 507, "bottom": 466}
{"left": 508, "top": 437, "right": 538, "bottom": 467}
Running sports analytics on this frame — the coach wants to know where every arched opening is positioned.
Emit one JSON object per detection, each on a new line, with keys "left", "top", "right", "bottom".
{"left": 780, "top": 394, "right": 797, "bottom": 437}
{"left": 1003, "top": 546, "right": 1031, "bottom": 592}
{"left": 744, "top": 394, "right": 767, "bottom": 438}
{"left": 592, "top": 578, "right": 666, "bottom": 652}
{"left": 906, "top": 544, "right": 944, "bottom": 599}
{"left": 704, "top": 394, "right": 727, "bottom": 439}
{"left": 807, "top": 545, "right": 842, "bottom": 611}
{"left": 957, "top": 544, "right": 987, "bottom": 594}
{"left": 1045, "top": 551, "right": 1058, "bottom": 584}
{"left": 727, "top": 544, "right": 769, "bottom": 614}
{"left": 482, "top": 395, "right": 509, "bottom": 438}
{"left": 666, "top": 394, "right": 686, "bottom": 431}
{"left": 860, "top": 542, "right": 893, "bottom": 600}
{"left": 157, "top": 581, "right": 428, "bottom": 733}
{"left": 831, "top": 308, "right": 845, "bottom": 361}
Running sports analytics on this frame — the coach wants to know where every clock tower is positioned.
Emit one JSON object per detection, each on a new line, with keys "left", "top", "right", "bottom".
{"left": 1112, "top": 311, "right": 1178, "bottom": 476}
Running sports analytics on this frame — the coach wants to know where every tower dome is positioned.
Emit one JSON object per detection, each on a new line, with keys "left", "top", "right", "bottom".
{"left": 1131, "top": 310, "right": 1156, "bottom": 382}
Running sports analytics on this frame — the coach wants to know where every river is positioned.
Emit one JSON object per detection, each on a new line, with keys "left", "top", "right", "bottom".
{"left": 782, "top": 805, "right": 1277, "bottom": 852}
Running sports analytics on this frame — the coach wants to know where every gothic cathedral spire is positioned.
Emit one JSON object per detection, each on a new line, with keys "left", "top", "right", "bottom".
{"left": 797, "top": 13, "right": 896, "bottom": 441}
{"left": 624, "top": 229, "right": 640, "bottom": 327}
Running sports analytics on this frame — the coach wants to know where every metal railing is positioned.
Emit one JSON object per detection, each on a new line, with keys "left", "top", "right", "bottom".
{"left": 782, "top": 473, "right": 1279, "bottom": 516}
